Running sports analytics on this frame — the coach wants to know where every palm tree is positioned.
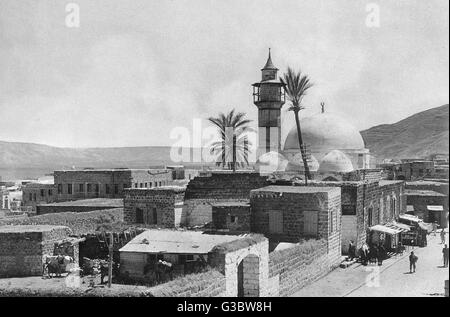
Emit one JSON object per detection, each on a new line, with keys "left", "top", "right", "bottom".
{"left": 281, "top": 67, "right": 313, "bottom": 182}
{"left": 208, "top": 109, "right": 253, "bottom": 172}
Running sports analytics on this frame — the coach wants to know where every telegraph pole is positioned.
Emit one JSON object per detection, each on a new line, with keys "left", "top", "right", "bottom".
{"left": 108, "top": 232, "right": 113, "bottom": 288}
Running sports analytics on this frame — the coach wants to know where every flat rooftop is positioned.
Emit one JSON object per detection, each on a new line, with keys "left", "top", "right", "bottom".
{"left": 404, "top": 189, "right": 446, "bottom": 197}
{"left": 119, "top": 229, "right": 245, "bottom": 254}
{"left": 0, "top": 225, "right": 69, "bottom": 233}
{"left": 379, "top": 180, "right": 405, "bottom": 186}
{"left": 54, "top": 168, "right": 168, "bottom": 173}
{"left": 251, "top": 185, "right": 339, "bottom": 194}
{"left": 406, "top": 180, "right": 447, "bottom": 186}
{"left": 39, "top": 198, "right": 123, "bottom": 207}
{"left": 212, "top": 201, "right": 250, "bottom": 207}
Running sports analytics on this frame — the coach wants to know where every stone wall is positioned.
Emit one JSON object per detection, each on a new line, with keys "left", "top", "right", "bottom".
{"left": 0, "top": 208, "right": 124, "bottom": 235}
{"left": 37, "top": 201, "right": 123, "bottom": 215}
{"left": 211, "top": 202, "right": 251, "bottom": 232}
{"left": 182, "top": 172, "right": 268, "bottom": 226}
{"left": 268, "top": 239, "right": 337, "bottom": 296}
{"left": 406, "top": 193, "right": 447, "bottom": 223}
{"left": 0, "top": 225, "right": 71, "bottom": 277}
{"left": 123, "top": 187, "right": 186, "bottom": 227}
{"left": 138, "top": 269, "right": 226, "bottom": 297}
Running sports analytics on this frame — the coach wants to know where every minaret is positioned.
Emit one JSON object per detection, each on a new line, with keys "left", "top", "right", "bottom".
{"left": 252, "top": 49, "right": 286, "bottom": 157}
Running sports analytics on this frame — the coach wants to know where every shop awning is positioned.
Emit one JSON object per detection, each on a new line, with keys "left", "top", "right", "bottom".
{"left": 427, "top": 205, "right": 444, "bottom": 212}
{"left": 399, "top": 214, "right": 421, "bottom": 223}
{"left": 387, "top": 222, "right": 412, "bottom": 232}
{"left": 369, "top": 224, "right": 402, "bottom": 235}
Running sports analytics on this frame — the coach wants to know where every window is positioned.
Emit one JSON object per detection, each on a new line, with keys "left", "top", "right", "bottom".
{"left": 186, "top": 255, "right": 195, "bottom": 262}
{"left": 40, "top": 189, "right": 45, "bottom": 197}
{"left": 95, "top": 184, "right": 99, "bottom": 193}
{"left": 303, "top": 211, "right": 319, "bottom": 236}
{"left": 87, "top": 183, "right": 92, "bottom": 192}
{"left": 67, "top": 184, "right": 72, "bottom": 195}
{"left": 145, "top": 183, "right": 148, "bottom": 188}
{"left": 105, "top": 184, "right": 110, "bottom": 194}
{"left": 149, "top": 182, "right": 153, "bottom": 187}
{"left": 48, "top": 189, "right": 52, "bottom": 196}
{"left": 152, "top": 208, "right": 158, "bottom": 224}
{"left": 269, "top": 211, "right": 283, "bottom": 234}
{"left": 135, "top": 208, "right": 144, "bottom": 224}
{"left": 114, "top": 184, "right": 119, "bottom": 194}
{"left": 140, "top": 183, "right": 143, "bottom": 188}
{"left": 159, "top": 181, "right": 162, "bottom": 187}
{"left": 330, "top": 211, "right": 334, "bottom": 233}
{"left": 135, "top": 183, "right": 138, "bottom": 188}
{"left": 342, "top": 205, "right": 356, "bottom": 215}
{"left": 33, "top": 193, "right": 36, "bottom": 201}
{"left": 58, "top": 184, "right": 63, "bottom": 194}
{"left": 230, "top": 215, "right": 238, "bottom": 223}
{"left": 29, "top": 193, "right": 32, "bottom": 201}
{"left": 123, "top": 183, "right": 128, "bottom": 189}
{"left": 368, "top": 207, "right": 374, "bottom": 226}
{"left": 79, "top": 184, "right": 84, "bottom": 192}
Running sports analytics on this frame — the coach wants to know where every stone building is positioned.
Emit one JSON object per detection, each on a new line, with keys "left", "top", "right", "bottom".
{"left": 211, "top": 202, "right": 251, "bottom": 232}
{"left": 380, "top": 160, "right": 436, "bottom": 181}
{"left": 53, "top": 168, "right": 174, "bottom": 202}
{"left": 0, "top": 225, "right": 73, "bottom": 277}
{"left": 405, "top": 189, "right": 448, "bottom": 226}
{"left": 250, "top": 186, "right": 341, "bottom": 246}
{"left": 182, "top": 171, "right": 268, "bottom": 226}
{"left": 22, "top": 182, "right": 57, "bottom": 211}
{"left": 292, "top": 179, "right": 405, "bottom": 253}
{"left": 124, "top": 187, "right": 186, "bottom": 228}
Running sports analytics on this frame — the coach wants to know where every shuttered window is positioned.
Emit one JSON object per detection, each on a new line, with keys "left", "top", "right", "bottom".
{"left": 303, "top": 211, "right": 319, "bottom": 236}
{"left": 269, "top": 211, "right": 283, "bottom": 234}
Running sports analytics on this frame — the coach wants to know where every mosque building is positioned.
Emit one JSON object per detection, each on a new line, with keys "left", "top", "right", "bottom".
{"left": 253, "top": 51, "right": 373, "bottom": 179}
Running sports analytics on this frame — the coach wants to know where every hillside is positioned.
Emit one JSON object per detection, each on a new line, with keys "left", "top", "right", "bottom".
{"left": 361, "top": 104, "right": 449, "bottom": 160}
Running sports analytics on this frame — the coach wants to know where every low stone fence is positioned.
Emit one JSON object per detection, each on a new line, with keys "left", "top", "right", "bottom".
{"left": 268, "top": 239, "right": 334, "bottom": 296}
{"left": 147, "top": 269, "right": 226, "bottom": 297}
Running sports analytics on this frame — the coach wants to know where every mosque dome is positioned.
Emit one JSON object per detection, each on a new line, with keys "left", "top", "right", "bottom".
{"left": 255, "top": 151, "right": 288, "bottom": 174}
{"left": 286, "top": 153, "right": 319, "bottom": 172}
{"left": 318, "top": 150, "right": 354, "bottom": 173}
{"left": 283, "top": 112, "right": 365, "bottom": 153}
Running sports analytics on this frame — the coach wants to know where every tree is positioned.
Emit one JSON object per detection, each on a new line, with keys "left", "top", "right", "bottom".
{"left": 281, "top": 67, "right": 313, "bottom": 183}
{"left": 207, "top": 109, "right": 253, "bottom": 172}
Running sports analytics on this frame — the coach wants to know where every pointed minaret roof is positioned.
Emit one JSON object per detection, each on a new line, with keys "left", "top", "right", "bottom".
{"left": 262, "top": 48, "right": 278, "bottom": 70}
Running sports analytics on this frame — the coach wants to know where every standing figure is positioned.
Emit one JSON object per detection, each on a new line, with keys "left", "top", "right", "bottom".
{"left": 409, "top": 251, "right": 418, "bottom": 273}
{"left": 348, "top": 241, "right": 356, "bottom": 261}
{"left": 441, "top": 230, "right": 446, "bottom": 244}
{"left": 443, "top": 244, "right": 449, "bottom": 268}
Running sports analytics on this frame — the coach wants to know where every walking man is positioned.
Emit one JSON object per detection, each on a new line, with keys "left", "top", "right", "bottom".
{"left": 409, "top": 251, "right": 418, "bottom": 273}
{"left": 443, "top": 244, "right": 449, "bottom": 268}
{"left": 441, "top": 229, "right": 446, "bottom": 244}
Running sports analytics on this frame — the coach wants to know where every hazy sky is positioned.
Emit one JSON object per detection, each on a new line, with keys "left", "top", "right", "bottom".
{"left": 0, "top": 0, "right": 448, "bottom": 148}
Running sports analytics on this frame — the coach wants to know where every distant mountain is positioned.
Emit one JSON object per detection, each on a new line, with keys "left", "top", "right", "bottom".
{"left": 361, "top": 104, "right": 449, "bottom": 160}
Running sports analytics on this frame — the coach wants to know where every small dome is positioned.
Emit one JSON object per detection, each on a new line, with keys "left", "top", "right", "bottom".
{"left": 283, "top": 112, "right": 365, "bottom": 153}
{"left": 318, "top": 150, "right": 354, "bottom": 173}
{"left": 286, "top": 153, "right": 319, "bottom": 172}
{"left": 255, "top": 151, "right": 288, "bottom": 174}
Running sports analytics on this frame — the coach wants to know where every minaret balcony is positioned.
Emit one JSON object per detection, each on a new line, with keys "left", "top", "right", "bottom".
{"left": 252, "top": 84, "right": 286, "bottom": 104}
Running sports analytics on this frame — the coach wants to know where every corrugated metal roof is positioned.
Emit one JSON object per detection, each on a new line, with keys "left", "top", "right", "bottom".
{"left": 119, "top": 229, "right": 244, "bottom": 254}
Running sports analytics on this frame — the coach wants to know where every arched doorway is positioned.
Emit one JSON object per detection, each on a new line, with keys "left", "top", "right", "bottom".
{"left": 237, "top": 254, "right": 260, "bottom": 297}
